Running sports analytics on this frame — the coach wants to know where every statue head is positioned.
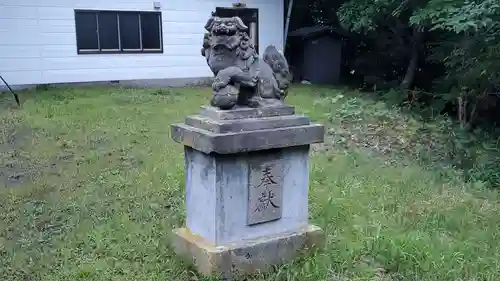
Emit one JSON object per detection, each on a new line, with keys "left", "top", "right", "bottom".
{"left": 201, "top": 15, "right": 257, "bottom": 75}
{"left": 203, "top": 16, "right": 250, "bottom": 52}
{"left": 204, "top": 16, "right": 248, "bottom": 36}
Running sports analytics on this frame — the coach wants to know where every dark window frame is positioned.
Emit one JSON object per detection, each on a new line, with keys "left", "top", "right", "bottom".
{"left": 74, "top": 9, "right": 163, "bottom": 55}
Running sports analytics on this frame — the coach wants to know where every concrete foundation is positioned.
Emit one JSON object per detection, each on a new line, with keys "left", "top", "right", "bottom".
{"left": 0, "top": 77, "right": 213, "bottom": 93}
{"left": 171, "top": 225, "right": 324, "bottom": 279}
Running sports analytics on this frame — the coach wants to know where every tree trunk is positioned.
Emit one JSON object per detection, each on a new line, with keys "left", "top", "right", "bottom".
{"left": 458, "top": 95, "right": 465, "bottom": 126}
{"left": 400, "top": 26, "right": 424, "bottom": 90}
{"left": 400, "top": 48, "right": 419, "bottom": 90}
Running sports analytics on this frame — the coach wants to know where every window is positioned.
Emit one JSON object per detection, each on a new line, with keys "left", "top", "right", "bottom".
{"left": 74, "top": 10, "right": 163, "bottom": 54}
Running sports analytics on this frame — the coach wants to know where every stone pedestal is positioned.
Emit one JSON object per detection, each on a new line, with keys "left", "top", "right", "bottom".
{"left": 170, "top": 104, "right": 325, "bottom": 279}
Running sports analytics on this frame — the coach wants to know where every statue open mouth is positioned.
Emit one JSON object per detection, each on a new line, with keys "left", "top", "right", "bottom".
{"left": 211, "top": 35, "right": 240, "bottom": 51}
{"left": 213, "top": 43, "right": 232, "bottom": 52}
{"left": 213, "top": 25, "right": 237, "bottom": 36}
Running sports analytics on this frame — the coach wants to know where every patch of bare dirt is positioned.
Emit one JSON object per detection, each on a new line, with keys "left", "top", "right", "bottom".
{"left": 0, "top": 127, "right": 37, "bottom": 188}
{"left": 0, "top": 93, "right": 20, "bottom": 111}
{"left": 0, "top": 128, "right": 78, "bottom": 188}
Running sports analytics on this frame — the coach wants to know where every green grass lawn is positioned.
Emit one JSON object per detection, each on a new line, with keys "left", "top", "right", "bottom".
{"left": 1, "top": 85, "right": 500, "bottom": 281}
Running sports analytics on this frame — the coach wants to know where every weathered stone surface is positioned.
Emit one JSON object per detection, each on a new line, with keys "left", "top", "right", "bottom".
{"left": 201, "top": 15, "right": 292, "bottom": 109}
{"left": 185, "top": 114, "right": 310, "bottom": 133}
{"left": 172, "top": 103, "right": 324, "bottom": 154}
{"left": 185, "top": 146, "right": 310, "bottom": 245}
{"left": 171, "top": 123, "right": 324, "bottom": 154}
{"left": 171, "top": 225, "right": 324, "bottom": 279}
{"left": 170, "top": 44, "right": 326, "bottom": 277}
{"left": 247, "top": 153, "right": 284, "bottom": 225}
{"left": 199, "top": 105, "right": 295, "bottom": 120}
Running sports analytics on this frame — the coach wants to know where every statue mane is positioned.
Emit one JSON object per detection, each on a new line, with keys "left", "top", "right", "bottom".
{"left": 201, "top": 16, "right": 257, "bottom": 63}
{"left": 235, "top": 31, "right": 258, "bottom": 62}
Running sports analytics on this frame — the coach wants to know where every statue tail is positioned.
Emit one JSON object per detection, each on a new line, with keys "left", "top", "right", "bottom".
{"left": 262, "top": 45, "right": 292, "bottom": 97}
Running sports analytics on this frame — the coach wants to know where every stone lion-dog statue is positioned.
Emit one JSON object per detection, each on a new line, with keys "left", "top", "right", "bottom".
{"left": 201, "top": 15, "right": 292, "bottom": 109}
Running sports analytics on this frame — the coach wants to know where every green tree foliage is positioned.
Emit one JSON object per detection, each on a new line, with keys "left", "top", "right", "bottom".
{"left": 338, "top": 0, "right": 429, "bottom": 90}
{"left": 287, "top": 0, "right": 500, "bottom": 187}
{"left": 333, "top": 0, "right": 500, "bottom": 125}
{"left": 288, "top": 0, "right": 500, "bottom": 123}
{"left": 411, "top": 0, "right": 500, "bottom": 124}
{"left": 411, "top": 0, "right": 500, "bottom": 33}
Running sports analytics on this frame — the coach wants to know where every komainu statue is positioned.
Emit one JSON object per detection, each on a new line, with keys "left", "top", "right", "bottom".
{"left": 201, "top": 15, "right": 292, "bottom": 110}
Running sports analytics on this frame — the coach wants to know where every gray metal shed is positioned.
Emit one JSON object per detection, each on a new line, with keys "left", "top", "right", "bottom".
{"left": 288, "top": 26, "right": 342, "bottom": 85}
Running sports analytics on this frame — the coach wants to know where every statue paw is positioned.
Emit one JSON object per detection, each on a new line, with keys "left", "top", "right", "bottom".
{"left": 212, "top": 77, "right": 230, "bottom": 91}
{"left": 211, "top": 84, "right": 239, "bottom": 110}
{"left": 251, "top": 76, "right": 259, "bottom": 85}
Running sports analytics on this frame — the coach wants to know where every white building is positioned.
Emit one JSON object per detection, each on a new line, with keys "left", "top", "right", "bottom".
{"left": 0, "top": 0, "right": 285, "bottom": 88}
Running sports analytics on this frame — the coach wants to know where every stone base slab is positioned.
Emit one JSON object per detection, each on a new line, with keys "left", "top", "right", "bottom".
{"left": 199, "top": 105, "right": 296, "bottom": 120}
{"left": 171, "top": 104, "right": 325, "bottom": 154}
{"left": 171, "top": 225, "right": 324, "bottom": 279}
{"left": 185, "top": 114, "right": 311, "bottom": 133}
{"left": 171, "top": 123, "right": 324, "bottom": 154}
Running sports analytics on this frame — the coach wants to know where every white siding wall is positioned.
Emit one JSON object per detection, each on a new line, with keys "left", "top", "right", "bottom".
{"left": 0, "top": 0, "right": 284, "bottom": 86}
